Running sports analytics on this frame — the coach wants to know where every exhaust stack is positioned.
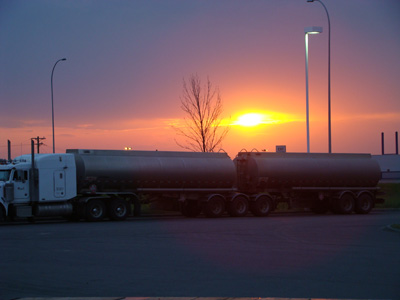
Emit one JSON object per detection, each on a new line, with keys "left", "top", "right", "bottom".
{"left": 7, "top": 140, "right": 11, "bottom": 161}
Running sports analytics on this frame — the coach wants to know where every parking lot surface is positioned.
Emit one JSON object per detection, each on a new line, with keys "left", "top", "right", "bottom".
{"left": 1, "top": 210, "right": 399, "bottom": 299}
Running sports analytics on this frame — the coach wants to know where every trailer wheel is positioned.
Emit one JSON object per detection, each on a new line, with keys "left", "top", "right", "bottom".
{"left": 355, "top": 193, "right": 374, "bottom": 214}
{"left": 86, "top": 199, "right": 106, "bottom": 221}
{"left": 227, "top": 195, "right": 249, "bottom": 217}
{"left": 109, "top": 199, "right": 130, "bottom": 221}
{"left": 203, "top": 195, "right": 225, "bottom": 218}
{"left": 181, "top": 201, "right": 202, "bottom": 218}
{"left": 250, "top": 195, "right": 272, "bottom": 217}
{"left": 336, "top": 193, "right": 355, "bottom": 214}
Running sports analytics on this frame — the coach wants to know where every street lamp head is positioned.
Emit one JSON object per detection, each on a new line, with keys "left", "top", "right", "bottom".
{"left": 61, "top": 58, "right": 67, "bottom": 61}
{"left": 305, "top": 26, "right": 323, "bottom": 34}
{"left": 307, "top": 0, "right": 315, "bottom": 2}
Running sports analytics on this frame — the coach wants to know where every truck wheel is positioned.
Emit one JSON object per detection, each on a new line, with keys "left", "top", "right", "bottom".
{"left": 227, "top": 196, "right": 249, "bottom": 217}
{"left": 355, "top": 193, "right": 373, "bottom": 214}
{"left": 86, "top": 199, "right": 106, "bottom": 221}
{"left": 250, "top": 195, "right": 272, "bottom": 217}
{"left": 203, "top": 196, "right": 225, "bottom": 218}
{"left": 336, "top": 193, "right": 355, "bottom": 214}
{"left": 109, "top": 199, "right": 129, "bottom": 221}
{"left": 181, "top": 201, "right": 202, "bottom": 218}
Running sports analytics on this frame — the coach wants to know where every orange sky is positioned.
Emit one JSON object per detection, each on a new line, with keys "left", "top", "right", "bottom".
{"left": 1, "top": 0, "right": 399, "bottom": 159}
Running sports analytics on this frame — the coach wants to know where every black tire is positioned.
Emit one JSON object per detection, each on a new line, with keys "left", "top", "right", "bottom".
{"left": 227, "top": 196, "right": 249, "bottom": 217}
{"left": 355, "top": 193, "right": 374, "bottom": 214}
{"left": 335, "top": 193, "right": 355, "bottom": 214}
{"left": 85, "top": 199, "right": 106, "bottom": 221}
{"left": 109, "top": 198, "right": 130, "bottom": 221}
{"left": 250, "top": 195, "right": 272, "bottom": 217}
{"left": 203, "top": 196, "right": 225, "bottom": 218}
{"left": 181, "top": 201, "right": 202, "bottom": 218}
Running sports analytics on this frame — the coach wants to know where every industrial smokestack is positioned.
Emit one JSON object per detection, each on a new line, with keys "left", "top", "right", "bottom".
{"left": 381, "top": 132, "right": 385, "bottom": 155}
{"left": 396, "top": 131, "right": 399, "bottom": 155}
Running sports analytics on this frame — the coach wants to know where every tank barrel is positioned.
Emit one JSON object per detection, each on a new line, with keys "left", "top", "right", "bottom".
{"left": 235, "top": 152, "right": 381, "bottom": 192}
{"left": 67, "top": 149, "right": 236, "bottom": 193}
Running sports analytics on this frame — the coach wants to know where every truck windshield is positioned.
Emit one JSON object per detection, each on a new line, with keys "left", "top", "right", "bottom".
{"left": 0, "top": 170, "right": 11, "bottom": 181}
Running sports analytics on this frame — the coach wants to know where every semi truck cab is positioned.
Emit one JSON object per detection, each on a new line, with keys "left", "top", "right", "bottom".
{"left": 0, "top": 154, "right": 77, "bottom": 220}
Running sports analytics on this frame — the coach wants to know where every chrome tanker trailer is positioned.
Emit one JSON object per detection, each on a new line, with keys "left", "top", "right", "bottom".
{"left": 234, "top": 152, "right": 382, "bottom": 215}
{"left": 0, "top": 147, "right": 383, "bottom": 223}
{"left": 67, "top": 149, "right": 237, "bottom": 219}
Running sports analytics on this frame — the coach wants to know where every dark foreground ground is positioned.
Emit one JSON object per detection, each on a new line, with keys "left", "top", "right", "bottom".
{"left": 1, "top": 210, "right": 399, "bottom": 300}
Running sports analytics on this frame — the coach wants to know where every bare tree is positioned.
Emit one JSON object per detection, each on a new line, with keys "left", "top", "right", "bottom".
{"left": 175, "top": 74, "right": 229, "bottom": 152}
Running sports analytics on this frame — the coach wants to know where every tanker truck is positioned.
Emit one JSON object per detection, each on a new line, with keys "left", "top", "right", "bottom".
{"left": 0, "top": 148, "right": 382, "bottom": 222}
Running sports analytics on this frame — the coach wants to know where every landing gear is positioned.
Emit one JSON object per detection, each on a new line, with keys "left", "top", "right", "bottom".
{"left": 181, "top": 201, "right": 202, "bottom": 218}
{"left": 311, "top": 199, "right": 329, "bottom": 214}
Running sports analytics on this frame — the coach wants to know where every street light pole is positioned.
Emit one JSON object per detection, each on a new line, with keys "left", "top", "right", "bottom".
{"left": 51, "top": 58, "right": 66, "bottom": 153}
{"left": 305, "top": 26, "right": 322, "bottom": 153}
{"left": 307, "top": 0, "right": 331, "bottom": 153}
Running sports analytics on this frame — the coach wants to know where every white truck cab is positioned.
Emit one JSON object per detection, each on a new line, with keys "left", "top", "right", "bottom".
{"left": 0, "top": 154, "right": 77, "bottom": 220}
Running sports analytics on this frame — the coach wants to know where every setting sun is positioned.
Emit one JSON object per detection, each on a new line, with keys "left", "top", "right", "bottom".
{"left": 231, "top": 112, "right": 297, "bottom": 127}
{"left": 233, "top": 113, "right": 264, "bottom": 126}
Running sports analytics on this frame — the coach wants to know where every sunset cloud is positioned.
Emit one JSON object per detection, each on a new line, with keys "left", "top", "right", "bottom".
{"left": 1, "top": 1, "right": 398, "bottom": 158}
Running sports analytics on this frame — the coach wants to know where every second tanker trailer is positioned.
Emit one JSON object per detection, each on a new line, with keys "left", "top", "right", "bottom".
{"left": 234, "top": 151, "right": 382, "bottom": 216}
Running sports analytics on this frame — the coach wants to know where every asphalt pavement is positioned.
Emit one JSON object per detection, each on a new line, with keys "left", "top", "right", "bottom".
{"left": 1, "top": 210, "right": 399, "bottom": 300}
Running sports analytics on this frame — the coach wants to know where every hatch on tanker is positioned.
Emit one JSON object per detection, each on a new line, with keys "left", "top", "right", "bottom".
{"left": 67, "top": 149, "right": 237, "bottom": 193}
{"left": 235, "top": 152, "right": 381, "bottom": 193}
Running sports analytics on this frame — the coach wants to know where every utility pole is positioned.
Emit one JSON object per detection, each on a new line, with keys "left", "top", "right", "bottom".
{"left": 31, "top": 136, "right": 46, "bottom": 153}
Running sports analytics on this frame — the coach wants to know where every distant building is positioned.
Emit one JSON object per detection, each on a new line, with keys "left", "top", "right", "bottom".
{"left": 372, "top": 154, "right": 400, "bottom": 181}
